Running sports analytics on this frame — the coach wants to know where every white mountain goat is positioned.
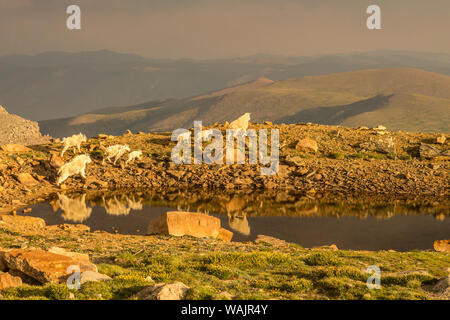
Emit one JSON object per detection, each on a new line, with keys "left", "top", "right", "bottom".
{"left": 229, "top": 113, "right": 251, "bottom": 131}
{"left": 103, "top": 144, "right": 130, "bottom": 165}
{"left": 57, "top": 154, "right": 92, "bottom": 185}
{"left": 61, "top": 133, "right": 87, "bottom": 156}
{"left": 125, "top": 150, "right": 143, "bottom": 166}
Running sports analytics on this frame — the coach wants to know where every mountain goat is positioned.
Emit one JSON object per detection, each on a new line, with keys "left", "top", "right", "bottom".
{"left": 125, "top": 150, "right": 143, "bottom": 166}
{"left": 57, "top": 154, "right": 92, "bottom": 185}
{"left": 61, "top": 133, "right": 87, "bottom": 156}
{"left": 103, "top": 144, "right": 130, "bottom": 165}
{"left": 229, "top": 113, "right": 251, "bottom": 131}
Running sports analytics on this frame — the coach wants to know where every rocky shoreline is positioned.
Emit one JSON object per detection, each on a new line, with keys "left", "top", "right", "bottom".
{"left": 0, "top": 123, "right": 448, "bottom": 213}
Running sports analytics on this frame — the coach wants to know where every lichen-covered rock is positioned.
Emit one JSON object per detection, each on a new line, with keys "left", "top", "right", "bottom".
{"left": 433, "top": 240, "right": 450, "bottom": 253}
{"left": 0, "top": 144, "right": 32, "bottom": 152}
{"left": 50, "top": 153, "right": 64, "bottom": 169}
{"left": 295, "top": 138, "right": 318, "bottom": 153}
{"left": 216, "top": 228, "right": 233, "bottom": 242}
{"left": 1, "top": 248, "right": 97, "bottom": 284}
{"left": 419, "top": 143, "right": 443, "bottom": 159}
{"left": 432, "top": 276, "right": 450, "bottom": 299}
{"left": 0, "top": 215, "right": 45, "bottom": 229}
{"left": 255, "top": 235, "right": 289, "bottom": 247}
{"left": 80, "top": 271, "right": 111, "bottom": 284}
{"left": 134, "top": 282, "right": 189, "bottom": 300}
{"left": 0, "top": 272, "right": 23, "bottom": 291}
{"left": 14, "top": 173, "right": 38, "bottom": 186}
{"left": 360, "top": 137, "right": 395, "bottom": 154}
{"left": 436, "top": 135, "right": 446, "bottom": 144}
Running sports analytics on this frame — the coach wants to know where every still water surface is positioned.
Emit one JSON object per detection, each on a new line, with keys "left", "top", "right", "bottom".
{"left": 23, "top": 191, "right": 449, "bottom": 251}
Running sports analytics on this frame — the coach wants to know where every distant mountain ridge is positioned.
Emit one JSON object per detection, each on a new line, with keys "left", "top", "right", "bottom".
{"left": 39, "top": 68, "right": 450, "bottom": 137}
{"left": 3, "top": 50, "right": 450, "bottom": 121}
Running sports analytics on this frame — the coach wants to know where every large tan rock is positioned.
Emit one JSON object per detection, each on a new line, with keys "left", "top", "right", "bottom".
{"left": 0, "top": 215, "right": 45, "bottom": 228}
{"left": 217, "top": 228, "right": 233, "bottom": 242}
{"left": 255, "top": 235, "right": 289, "bottom": 247}
{"left": 0, "top": 249, "right": 9, "bottom": 272}
{"left": 432, "top": 276, "right": 450, "bottom": 299}
{"left": 14, "top": 173, "right": 38, "bottom": 186}
{"left": 50, "top": 153, "right": 64, "bottom": 169}
{"left": 147, "top": 211, "right": 221, "bottom": 238}
{"left": 0, "top": 144, "right": 32, "bottom": 152}
{"left": 434, "top": 240, "right": 450, "bottom": 253}
{"left": 295, "top": 138, "right": 318, "bottom": 153}
{"left": 80, "top": 271, "right": 111, "bottom": 284}
{"left": 360, "top": 137, "right": 395, "bottom": 154}
{"left": 419, "top": 143, "right": 441, "bottom": 159}
{"left": 134, "top": 282, "right": 189, "bottom": 300}
{"left": 48, "top": 247, "right": 95, "bottom": 271}
{"left": 0, "top": 272, "right": 23, "bottom": 291}
{"left": 436, "top": 135, "right": 446, "bottom": 144}
{"left": 1, "top": 249, "right": 97, "bottom": 284}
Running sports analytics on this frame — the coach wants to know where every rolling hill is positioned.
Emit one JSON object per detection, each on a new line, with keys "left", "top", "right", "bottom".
{"left": 39, "top": 68, "right": 450, "bottom": 137}
{"left": 3, "top": 50, "right": 450, "bottom": 121}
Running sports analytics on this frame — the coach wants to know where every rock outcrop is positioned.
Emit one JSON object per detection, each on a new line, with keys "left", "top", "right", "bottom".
{"left": 0, "top": 105, "right": 51, "bottom": 146}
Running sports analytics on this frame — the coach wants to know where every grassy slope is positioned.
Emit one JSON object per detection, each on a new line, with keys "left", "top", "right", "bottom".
{"left": 0, "top": 226, "right": 448, "bottom": 300}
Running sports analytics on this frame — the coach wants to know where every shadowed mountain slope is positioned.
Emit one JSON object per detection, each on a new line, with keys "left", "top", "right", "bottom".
{"left": 4, "top": 50, "right": 450, "bottom": 121}
{"left": 40, "top": 68, "right": 450, "bottom": 137}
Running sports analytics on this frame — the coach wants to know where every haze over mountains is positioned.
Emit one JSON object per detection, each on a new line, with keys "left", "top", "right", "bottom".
{"left": 2, "top": 50, "right": 450, "bottom": 121}
{"left": 40, "top": 68, "right": 450, "bottom": 137}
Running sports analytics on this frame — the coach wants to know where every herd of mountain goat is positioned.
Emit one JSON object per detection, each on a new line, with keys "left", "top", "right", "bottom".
{"left": 57, "top": 134, "right": 142, "bottom": 185}
{"left": 55, "top": 113, "right": 251, "bottom": 185}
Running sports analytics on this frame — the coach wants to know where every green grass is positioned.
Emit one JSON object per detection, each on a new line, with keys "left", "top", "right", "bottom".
{"left": 1, "top": 246, "right": 448, "bottom": 300}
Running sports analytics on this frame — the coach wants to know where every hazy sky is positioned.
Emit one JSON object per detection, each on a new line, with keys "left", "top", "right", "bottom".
{"left": 0, "top": 0, "right": 449, "bottom": 59}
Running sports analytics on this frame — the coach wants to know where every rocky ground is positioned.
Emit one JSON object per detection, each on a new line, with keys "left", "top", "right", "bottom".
{"left": 0, "top": 122, "right": 448, "bottom": 300}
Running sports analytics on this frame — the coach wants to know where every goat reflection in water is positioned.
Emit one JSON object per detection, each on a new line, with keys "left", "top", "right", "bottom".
{"left": 55, "top": 193, "right": 92, "bottom": 223}
{"left": 225, "top": 197, "right": 251, "bottom": 236}
{"left": 52, "top": 193, "right": 252, "bottom": 235}
{"left": 52, "top": 193, "right": 144, "bottom": 222}
{"left": 175, "top": 196, "right": 252, "bottom": 236}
